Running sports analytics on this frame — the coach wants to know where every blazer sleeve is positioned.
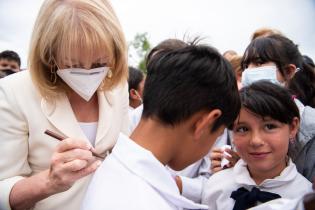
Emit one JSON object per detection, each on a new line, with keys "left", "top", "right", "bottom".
{"left": 0, "top": 79, "right": 32, "bottom": 210}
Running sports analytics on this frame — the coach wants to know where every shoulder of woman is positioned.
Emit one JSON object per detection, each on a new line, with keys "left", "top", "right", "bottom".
{"left": 0, "top": 70, "right": 33, "bottom": 90}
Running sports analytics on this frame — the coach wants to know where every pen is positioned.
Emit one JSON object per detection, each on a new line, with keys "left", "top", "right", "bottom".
{"left": 44, "top": 129, "right": 105, "bottom": 159}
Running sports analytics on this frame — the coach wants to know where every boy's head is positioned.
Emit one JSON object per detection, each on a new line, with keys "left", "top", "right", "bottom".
{"left": 0, "top": 50, "right": 21, "bottom": 73}
{"left": 128, "top": 66, "right": 145, "bottom": 108}
{"left": 142, "top": 42, "right": 240, "bottom": 169}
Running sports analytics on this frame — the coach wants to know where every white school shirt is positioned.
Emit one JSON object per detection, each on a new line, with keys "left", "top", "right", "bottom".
{"left": 128, "top": 104, "right": 143, "bottom": 133}
{"left": 170, "top": 129, "right": 229, "bottom": 203}
{"left": 127, "top": 105, "right": 230, "bottom": 203}
{"left": 81, "top": 133, "right": 208, "bottom": 210}
{"left": 249, "top": 196, "right": 306, "bottom": 210}
{"left": 202, "top": 159, "right": 312, "bottom": 210}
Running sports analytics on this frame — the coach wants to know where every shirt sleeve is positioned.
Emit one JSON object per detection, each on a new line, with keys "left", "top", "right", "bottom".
{"left": 180, "top": 175, "right": 208, "bottom": 203}
{"left": 0, "top": 79, "right": 31, "bottom": 210}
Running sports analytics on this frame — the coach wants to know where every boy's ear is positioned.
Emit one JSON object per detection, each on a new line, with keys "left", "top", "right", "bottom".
{"left": 129, "top": 89, "right": 138, "bottom": 100}
{"left": 194, "top": 109, "right": 222, "bottom": 140}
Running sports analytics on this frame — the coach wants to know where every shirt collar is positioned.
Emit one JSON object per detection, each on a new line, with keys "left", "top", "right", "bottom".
{"left": 112, "top": 133, "right": 208, "bottom": 209}
{"left": 234, "top": 159, "right": 297, "bottom": 188}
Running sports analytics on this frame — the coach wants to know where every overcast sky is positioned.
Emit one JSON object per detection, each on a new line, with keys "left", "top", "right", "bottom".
{"left": 0, "top": 0, "right": 314, "bottom": 68}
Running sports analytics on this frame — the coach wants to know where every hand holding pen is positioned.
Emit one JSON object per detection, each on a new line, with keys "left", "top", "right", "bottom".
{"left": 42, "top": 129, "right": 102, "bottom": 194}
{"left": 44, "top": 130, "right": 105, "bottom": 159}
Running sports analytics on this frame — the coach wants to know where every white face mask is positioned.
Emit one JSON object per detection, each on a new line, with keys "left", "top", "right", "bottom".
{"left": 57, "top": 67, "right": 109, "bottom": 101}
{"left": 241, "top": 65, "right": 282, "bottom": 87}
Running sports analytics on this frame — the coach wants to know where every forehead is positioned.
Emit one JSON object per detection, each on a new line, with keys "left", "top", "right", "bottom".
{"left": 237, "top": 108, "right": 272, "bottom": 123}
{"left": 57, "top": 47, "right": 110, "bottom": 66}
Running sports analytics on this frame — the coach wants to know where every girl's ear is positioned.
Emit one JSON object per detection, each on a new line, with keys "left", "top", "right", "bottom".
{"left": 285, "top": 64, "right": 297, "bottom": 80}
{"left": 289, "top": 117, "right": 300, "bottom": 140}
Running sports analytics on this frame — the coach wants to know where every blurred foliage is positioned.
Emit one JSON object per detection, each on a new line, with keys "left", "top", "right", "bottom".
{"left": 129, "top": 32, "right": 152, "bottom": 73}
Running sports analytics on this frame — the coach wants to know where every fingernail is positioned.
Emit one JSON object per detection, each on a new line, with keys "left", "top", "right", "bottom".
{"left": 223, "top": 151, "right": 232, "bottom": 158}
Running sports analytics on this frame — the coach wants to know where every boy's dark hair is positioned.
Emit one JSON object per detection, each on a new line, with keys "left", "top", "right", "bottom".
{"left": 241, "top": 34, "right": 315, "bottom": 108}
{"left": 128, "top": 66, "right": 144, "bottom": 92}
{"left": 0, "top": 50, "right": 21, "bottom": 67}
{"left": 146, "top": 39, "right": 188, "bottom": 68}
{"left": 239, "top": 81, "right": 300, "bottom": 124}
{"left": 142, "top": 43, "right": 240, "bottom": 132}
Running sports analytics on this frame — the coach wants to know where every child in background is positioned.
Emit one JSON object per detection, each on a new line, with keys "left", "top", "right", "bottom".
{"left": 202, "top": 81, "right": 312, "bottom": 210}
{"left": 0, "top": 50, "right": 21, "bottom": 78}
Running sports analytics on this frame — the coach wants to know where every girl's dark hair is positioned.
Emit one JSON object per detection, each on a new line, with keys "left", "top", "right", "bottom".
{"left": 239, "top": 81, "right": 300, "bottom": 124}
{"left": 288, "top": 62, "right": 315, "bottom": 108}
{"left": 241, "top": 34, "right": 315, "bottom": 108}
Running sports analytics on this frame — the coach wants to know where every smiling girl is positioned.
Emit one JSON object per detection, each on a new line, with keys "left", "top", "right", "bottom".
{"left": 202, "top": 81, "right": 312, "bottom": 210}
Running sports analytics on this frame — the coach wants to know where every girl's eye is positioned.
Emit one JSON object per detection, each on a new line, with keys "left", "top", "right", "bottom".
{"left": 235, "top": 126, "right": 249, "bottom": 133}
{"left": 264, "top": 124, "right": 277, "bottom": 130}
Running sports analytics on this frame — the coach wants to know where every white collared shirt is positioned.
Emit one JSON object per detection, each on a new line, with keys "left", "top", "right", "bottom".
{"left": 128, "top": 104, "right": 143, "bottom": 133}
{"left": 249, "top": 196, "right": 306, "bottom": 210}
{"left": 202, "top": 159, "right": 312, "bottom": 210}
{"left": 81, "top": 133, "right": 208, "bottom": 210}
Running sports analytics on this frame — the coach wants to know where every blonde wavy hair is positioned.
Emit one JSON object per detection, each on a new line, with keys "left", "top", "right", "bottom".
{"left": 28, "top": 0, "right": 128, "bottom": 99}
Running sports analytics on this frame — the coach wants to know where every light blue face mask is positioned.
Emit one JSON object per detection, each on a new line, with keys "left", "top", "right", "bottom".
{"left": 241, "top": 65, "right": 283, "bottom": 87}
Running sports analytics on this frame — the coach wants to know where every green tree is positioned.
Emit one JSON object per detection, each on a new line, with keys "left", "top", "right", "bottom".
{"left": 129, "top": 32, "right": 152, "bottom": 73}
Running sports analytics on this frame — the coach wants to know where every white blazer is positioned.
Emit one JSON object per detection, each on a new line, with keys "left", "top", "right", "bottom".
{"left": 0, "top": 71, "right": 129, "bottom": 210}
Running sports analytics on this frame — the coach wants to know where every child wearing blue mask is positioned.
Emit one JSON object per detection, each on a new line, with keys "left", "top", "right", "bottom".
{"left": 202, "top": 81, "right": 312, "bottom": 210}
{"left": 241, "top": 34, "right": 315, "bottom": 108}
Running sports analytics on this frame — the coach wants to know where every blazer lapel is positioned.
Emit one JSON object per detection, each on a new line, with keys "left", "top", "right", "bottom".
{"left": 94, "top": 90, "right": 114, "bottom": 152}
{"left": 41, "top": 94, "right": 88, "bottom": 142}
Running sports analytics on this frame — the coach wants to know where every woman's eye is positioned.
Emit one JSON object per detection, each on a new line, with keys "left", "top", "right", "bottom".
{"left": 91, "top": 63, "right": 107, "bottom": 68}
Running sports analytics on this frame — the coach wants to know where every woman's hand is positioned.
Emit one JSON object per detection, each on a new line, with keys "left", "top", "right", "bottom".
{"left": 9, "top": 138, "right": 102, "bottom": 210}
{"left": 210, "top": 147, "right": 240, "bottom": 174}
{"left": 46, "top": 138, "right": 101, "bottom": 193}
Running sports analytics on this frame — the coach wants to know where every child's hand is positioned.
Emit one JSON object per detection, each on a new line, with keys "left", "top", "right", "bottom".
{"left": 223, "top": 148, "right": 240, "bottom": 168}
{"left": 210, "top": 147, "right": 240, "bottom": 174}
{"left": 210, "top": 148, "right": 224, "bottom": 173}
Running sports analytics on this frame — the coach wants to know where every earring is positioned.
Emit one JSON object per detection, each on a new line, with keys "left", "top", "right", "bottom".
{"left": 289, "top": 137, "right": 295, "bottom": 144}
{"left": 50, "top": 66, "right": 57, "bottom": 84}
{"left": 106, "top": 69, "right": 113, "bottom": 79}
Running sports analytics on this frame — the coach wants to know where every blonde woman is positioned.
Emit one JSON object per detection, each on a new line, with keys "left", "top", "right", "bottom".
{"left": 0, "top": 0, "right": 129, "bottom": 210}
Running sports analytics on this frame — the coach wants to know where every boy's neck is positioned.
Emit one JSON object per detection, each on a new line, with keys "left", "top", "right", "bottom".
{"left": 130, "top": 118, "right": 185, "bottom": 167}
